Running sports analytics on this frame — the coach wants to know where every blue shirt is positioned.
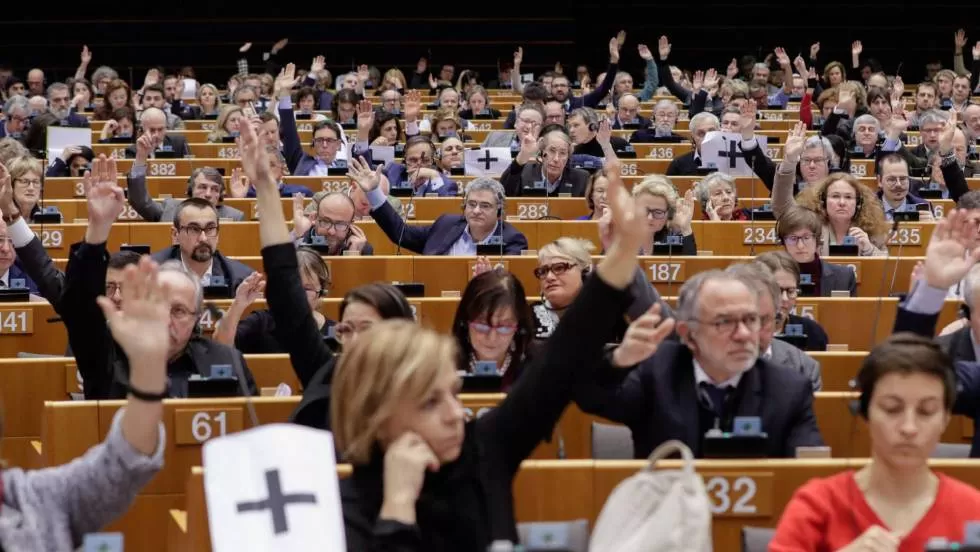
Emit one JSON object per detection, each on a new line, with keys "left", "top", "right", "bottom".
{"left": 448, "top": 222, "right": 502, "bottom": 256}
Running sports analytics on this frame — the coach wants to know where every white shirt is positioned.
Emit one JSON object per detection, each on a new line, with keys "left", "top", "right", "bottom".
{"left": 693, "top": 358, "right": 744, "bottom": 389}
{"left": 181, "top": 256, "right": 214, "bottom": 286}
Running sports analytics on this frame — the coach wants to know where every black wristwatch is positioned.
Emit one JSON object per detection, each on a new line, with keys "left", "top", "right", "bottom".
{"left": 127, "top": 383, "right": 169, "bottom": 401}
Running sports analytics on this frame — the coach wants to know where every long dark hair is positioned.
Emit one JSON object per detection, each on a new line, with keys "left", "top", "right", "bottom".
{"left": 451, "top": 269, "right": 534, "bottom": 370}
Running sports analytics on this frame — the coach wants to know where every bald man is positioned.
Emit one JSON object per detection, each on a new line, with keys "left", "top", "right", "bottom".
{"left": 295, "top": 192, "right": 375, "bottom": 255}
{"left": 26, "top": 69, "right": 44, "bottom": 97}
{"left": 613, "top": 93, "right": 650, "bottom": 129}
{"left": 124, "top": 107, "right": 190, "bottom": 158}
{"left": 963, "top": 104, "right": 980, "bottom": 143}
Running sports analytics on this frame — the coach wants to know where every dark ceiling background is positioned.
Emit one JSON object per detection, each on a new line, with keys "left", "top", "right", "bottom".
{"left": 2, "top": 8, "right": 970, "bottom": 86}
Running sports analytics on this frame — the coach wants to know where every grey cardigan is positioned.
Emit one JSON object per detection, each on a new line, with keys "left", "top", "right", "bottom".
{"left": 128, "top": 165, "right": 246, "bottom": 222}
{"left": 0, "top": 408, "right": 165, "bottom": 551}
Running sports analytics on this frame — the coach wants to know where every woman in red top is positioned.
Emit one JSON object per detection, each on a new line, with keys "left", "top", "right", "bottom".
{"left": 770, "top": 333, "right": 980, "bottom": 552}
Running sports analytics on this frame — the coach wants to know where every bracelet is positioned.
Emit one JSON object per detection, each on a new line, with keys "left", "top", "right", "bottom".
{"left": 127, "top": 383, "right": 168, "bottom": 401}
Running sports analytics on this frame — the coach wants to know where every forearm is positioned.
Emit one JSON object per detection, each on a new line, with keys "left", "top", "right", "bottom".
{"left": 122, "top": 358, "right": 166, "bottom": 456}
{"left": 596, "top": 240, "right": 638, "bottom": 290}
{"left": 255, "top": 179, "right": 292, "bottom": 246}
{"left": 212, "top": 300, "right": 248, "bottom": 346}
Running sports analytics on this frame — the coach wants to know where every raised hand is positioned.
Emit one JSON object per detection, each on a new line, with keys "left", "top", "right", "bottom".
{"left": 691, "top": 70, "right": 704, "bottom": 92}
{"left": 637, "top": 44, "right": 653, "bottom": 61}
{"left": 611, "top": 304, "right": 676, "bottom": 368}
{"left": 774, "top": 47, "right": 790, "bottom": 67}
{"left": 349, "top": 156, "right": 382, "bottom": 192}
{"left": 275, "top": 63, "right": 299, "bottom": 99}
{"left": 292, "top": 193, "right": 313, "bottom": 237}
{"left": 0, "top": 163, "right": 15, "bottom": 217}
{"left": 808, "top": 66, "right": 818, "bottom": 80}
{"left": 596, "top": 118, "right": 612, "bottom": 145}
{"left": 886, "top": 110, "right": 909, "bottom": 139}
{"left": 851, "top": 40, "right": 863, "bottom": 57}
{"left": 973, "top": 41, "right": 980, "bottom": 61}
{"left": 955, "top": 29, "right": 968, "bottom": 52}
{"left": 416, "top": 57, "right": 428, "bottom": 74}
{"left": 513, "top": 47, "right": 523, "bottom": 67}
{"left": 793, "top": 55, "right": 808, "bottom": 76}
{"left": 891, "top": 76, "right": 905, "bottom": 101}
{"left": 809, "top": 42, "right": 820, "bottom": 59}
{"left": 234, "top": 271, "right": 266, "bottom": 305}
{"left": 783, "top": 121, "right": 807, "bottom": 163}
{"left": 84, "top": 155, "right": 125, "bottom": 225}
{"left": 80, "top": 45, "right": 92, "bottom": 65}
{"left": 428, "top": 73, "right": 438, "bottom": 89}
{"left": 658, "top": 35, "right": 671, "bottom": 60}
{"left": 726, "top": 58, "right": 739, "bottom": 79}
{"left": 357, "top": 99, "right": 375, "bottom": 132}
{"left": 922, "top": 208, "right": 980, "bottom": 289}
{"left": 97, "top": 256, "right": 172, "bottom": 367}
{"left": 403, "top": 89, "right": 421, "bottom": 122}
{"left": 671, "top": 189, "right": 695, "bottom": 234}
{"left": 554, "top": 61, "right": 563, "bottom": 74}
{"left": 229, "top": 167, "right": 250, "bottom": 198}
{"left": 236, "top": 118, "right": 274, "bottom": 192}
{"left": 311, "top": 55, "right": 325, "bottom": 74}
{"left": 703, "top": 68, "right": 719, "bottom": 91}
{"left": 272, "top": 38, "right": 289, "bottom": 53}
{"left": 134, "top": 135, "right": 154, "bottom": 165}
{"left": 239, "top": 42, "right": 253, "bottom": 53}
{"left": 357, "top": 64, "right": 370, "bottom": 83}
{"left": 837, "top": 87, "right": 856, "bottom": 111}
{"left": 939, "top": 109, "right": 958, "bottom": 153}
{"left": 608, "top": 35, "right": 622, "bottom": 64}
{"left": 605, "top": 158, "right": 648, "bottom": 253}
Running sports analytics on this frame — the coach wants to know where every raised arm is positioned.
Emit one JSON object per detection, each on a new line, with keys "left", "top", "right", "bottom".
{"left": 636, "top": 44, "right": 659, "bottom": 101}
{"left": 581, "top": 36, "right": 622, "bottom": 107}
{"left": 772, "top": 122, "right": 805, "bottom": 216}
{"left": 476, "top": 157, "right": 670, "bottom": 471}
{"left": 350, "top": 157, "right": 432, "bottom": 254}
{"left": 239, "top": 114, "right": 334, "bottom": 386}
{"left": 126, "top": 135, "right": 164, "bottom": 222}
{"left": 212, "top": 272, "right": 265, "bottom": 347}
{"left": 274, "top": 64, "right": 304, "bottom": 174}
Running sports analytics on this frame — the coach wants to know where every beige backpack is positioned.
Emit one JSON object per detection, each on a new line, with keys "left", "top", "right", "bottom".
{"left": 589, "top": 440, "right": 713, "bottom": 552}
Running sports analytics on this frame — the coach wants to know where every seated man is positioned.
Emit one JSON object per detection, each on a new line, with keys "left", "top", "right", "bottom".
{"left": 876, "top": 152, "right": 935, "bottom": 221}
{"left": 351, "top": 159, "right": 528, "bottom": 255}
{"left": 127, "top": 135, "right": 245, "bottom": 221}
{"left": 150, "top": 198, "right": 254, "bottom": 295}
{"left": 501, "top": 127, "right": 590, "bottom": 197}
{"left": 293, "top": 192, "right": 374, "bottom": 255}
{"left": 123, "top": 107, "right": 190, "bottom": 158}
{"left": 63, "top": 156, "right": 256, "bottom": 399}
{"left": 0, "top": 218, "right": 39, "bottom": 295}
{"left": 575, "top": 267, "right": 823, "bottom": 459}
{"left": 235, "top": 145, "right": 314, "bottom": 198}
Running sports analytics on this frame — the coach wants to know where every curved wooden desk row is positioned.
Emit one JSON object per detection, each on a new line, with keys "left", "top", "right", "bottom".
{"left": 0, "top": 294, "right": 961, "bottom": 360}
{"left": 26, "top": 219, "right": 938, "bottom": 260}
{"left": 34, "top": 395, "right": 977, "bottom": 551}
{"left": 167, "top": 458, "right": 980, "bottom": 552}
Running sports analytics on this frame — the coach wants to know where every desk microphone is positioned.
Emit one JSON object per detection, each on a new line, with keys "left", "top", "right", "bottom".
{"left": 395, "top": 165, "right": 422, "bottom": 256}
{"left": 869, "top": 218, "right": 902, "bottom": 348}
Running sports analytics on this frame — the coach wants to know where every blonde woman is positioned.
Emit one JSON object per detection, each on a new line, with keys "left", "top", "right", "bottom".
{"left": 237, "top": 113, "right": 656, "bottom": 549}
{"left": 631, "top": 175, "right": 697, "bottom": 255}
{"left": 6, "top": 156, "right": 44, "bottom": 220}
{"left": 774, "top": 122, "right": 890, "bottom": 256}
{"left": 189, "top": 83, "right": 222, "bottom": 119}
{"left": 207, "top": 105, "right": 244, "bottom": 143}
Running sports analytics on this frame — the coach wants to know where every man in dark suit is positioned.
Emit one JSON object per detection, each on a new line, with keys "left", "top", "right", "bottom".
{"left": 568, "top": 108, "right": 628, "bottom": 158}
{"left": 501, "top": 128, "right": 589, "bottom": 197}
{"left": 629, "top": 99, "right": 685, "bottom": 143}
{"left": 611, "top": 94, "right": 650, "bottom": 130}
{"left": 890, "top": 208, "right": 980, "bottom": 456}
{"left": 351, "top": 160, "right": 528, "bottom": 255}
{"left": 123, "top": 107, "right": 190, "bottom": 159}
{"left": 666, "top": 112, "right": 720, "bottom": 176}
{"left": 150, "top": 198, "right": 254, "bottom": 297}
{"left": 46, "top": 83, "right": 89, "bottom": 128}
{"left": 575, "top": 268, "right": 823, "bottom": 459}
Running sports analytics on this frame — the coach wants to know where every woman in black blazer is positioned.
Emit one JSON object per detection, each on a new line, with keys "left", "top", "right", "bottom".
{"left": 238, "top": 115, "right": 651, "bottom": 551}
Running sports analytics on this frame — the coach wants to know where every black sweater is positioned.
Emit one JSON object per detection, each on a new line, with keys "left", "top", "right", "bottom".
{"left": 340, "top": 269, "right": 633, "bottom": 550}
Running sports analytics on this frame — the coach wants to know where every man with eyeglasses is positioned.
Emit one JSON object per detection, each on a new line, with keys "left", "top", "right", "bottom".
{"left": 876, "top": 154, "right": 934, "bottom": 221}
{"left": 150, "top": 198, "right": 254, "bottom": 295}
{"left": 574, "top": 268, "right": 823, "bottom": 459}
{"left": 350, "top": 162, "right": 528, "bottom": 255}
{"left": 295, "top": 192, "right": 373, "bottom": 255}
{"left": 62, "top": 155, "right": 257, "bottom": 399}
{"left": 0, "top": 96, "right": 30, "bottom": 140}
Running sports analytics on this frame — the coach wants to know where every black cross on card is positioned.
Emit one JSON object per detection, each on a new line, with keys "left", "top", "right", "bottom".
{"left": 236, "top": 469, "right": 317, "bottom": 535}
{"left": 717, "top": 139, "right": 742, "bottom": 169}
{"left": 478, "top": 149, "right": 499, "bottom": 170}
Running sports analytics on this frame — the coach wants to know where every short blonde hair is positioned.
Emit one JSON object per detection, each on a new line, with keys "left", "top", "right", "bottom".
{"left": 6, "top": 156, "right": 42, "bottom": 181}
{"left": 538, "top": 237, "right": 594, "bottom": 269}
{"left": 331, "top": 320, "right": 458, "bottom": 464}
{"left": 632, "top": 174, "right": 679, "bottom": 214}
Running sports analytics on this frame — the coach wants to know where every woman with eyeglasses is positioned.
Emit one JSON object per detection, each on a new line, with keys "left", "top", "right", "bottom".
{"left": 577, "top": 170, "right": 609, "bottom": 220}
{"left": 6, "top": 156, "right": 45, "bottom": 221}
{"left": 384, "top": 135, "right": 459, "bottom": 197}
{"left": 213, "top": 247, "right": 337, "bottom": 354}
{"left": 631, "top": 175, "right": 697, "bottom": 255}
{"left": 452, "top": 268, "right": 534, "bottom": 389}
{"left": 756, "top": 250, "right": 830, "bottom": 351}
{"left": 775, "top": 205, "right": 860, "bottom": 298}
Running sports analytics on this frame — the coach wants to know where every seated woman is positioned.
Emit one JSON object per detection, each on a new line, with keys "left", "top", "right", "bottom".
{"left": 369, "top": 111, "right": 402, "bottom": 148}
{"left": 383, "top": 135, "right": 459, "bottom": 197}
{"left": 696, "top": 171, "right": 752, "bottom": 221}
{"left": 180, "top": 83, "right": 222, "bottom": 120}
{"left": 452, "top": 268, "right": 534, "bottom": 390}
{"left": 45, "top": 145, "right": 94, "bottom": 177}
{"left": 206, "top": 104, "right": 244, "bottom": 143}
{"left": 294, "top": 86, "right": 328, "bottom": 122}
{"left": 755, "top": 250, "right": 830, "bottom": 351}
{"left": 92, "top": 79, "right": 133, "bottom": 121}
{"left": 531, "top": 237, "right": 670, "bottom": 343}
{"left": 770, "top": 333, "right": 980, "bottom": 550}
{"left": 458, "top": 85, "right": 501, "bottom": 119}
{"left": 98, "top": 107, "right": 136, "bottom": 143}
{"left": 213, "top": 247, "right": 336, "bottom": 355}
{"left": 774, "top": 205, "right": 858, "bottom": 296}
{"left": 421, "top": 107, "right": 472, "bottom": 141}
{"left": 0, "top": 256, "right": 166, "bottom": 550}
{"left": 774, "top": 122, "right": 890, "bottom": 257}
{"left": 6, "top": 156, "right": 44, "bottom": 221}
{"left": 577, "top": 169, "right": 609, "bottom": 220}
{"left": 631, "top": 175, "right": 697, "bottom": 255}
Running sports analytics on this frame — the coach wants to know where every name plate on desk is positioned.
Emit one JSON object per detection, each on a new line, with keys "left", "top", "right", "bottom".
{"left": 174, "top": 408, "right": 244, "bottom": 445}
{"left": 647, "top": 261, "right": 686, "bottom": 283}
{"left": 703, "top": 472, "right": 773, "bottom": 517}
{"left": 147, "top": 161, "right": 178, "bottom": 177}
{"left": 36, "top": 228, "right": 65, "bottom": 251}
{"left": 0, "top": 308, "right": 33, "bottom": 334}
{"left": 647, "top": 146, "right": 676, "bottom": 159}
{"left": 888, "top": 225, "right": 922, "bottom": 246}
{"left": 116, "top": 202, "right": 143, "bottom": 221}
{"left": 197, "top": 307, "right": 228, "bottom": 332}
{"left": 619, "top": 162, "right": 639, "bottom": 176}
{"left": 73, "top": 181, "right": 86, "bottom": 197}
{"left": 742, "top": 226, "right": 779, "bottom": 245}
{"left": 517, "top": 202, "right": 549, "bottom": 220}
{"left": 790, "top": 301, "right": 820, "bottom": 321}
{"left": 320, "top": 179, "right": 350, "bottom": 193}
{"left": 216, "top": 146, "right": 239, "bottom": 159}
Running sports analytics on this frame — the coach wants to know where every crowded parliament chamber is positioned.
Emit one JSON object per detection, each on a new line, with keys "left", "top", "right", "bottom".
{"left": 5, "top": 12, "right": 980, "bottom": 551}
